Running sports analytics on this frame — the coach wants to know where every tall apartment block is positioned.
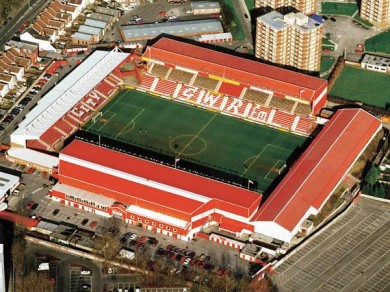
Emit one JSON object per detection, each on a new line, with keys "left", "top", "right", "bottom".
{"left": 255, "top": 0, "right": 318, "bottom": 15}
{"left": 255, "top": 11, "right": 323, "bottom": 72}
{"left": 360, "top": 0, "right": 390, "bottom": 27}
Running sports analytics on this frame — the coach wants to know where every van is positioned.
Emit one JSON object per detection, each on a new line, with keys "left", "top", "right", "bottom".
{"left": 129, "top": 3, "right": 138, "bottom": 9}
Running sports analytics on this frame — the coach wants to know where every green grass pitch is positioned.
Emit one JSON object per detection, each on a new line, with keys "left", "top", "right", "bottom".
{"left": 84, "top": 89, "right": 305, "bottom": 192}
{"left": 330, "top": 65, "right": 390, "bottom": 109}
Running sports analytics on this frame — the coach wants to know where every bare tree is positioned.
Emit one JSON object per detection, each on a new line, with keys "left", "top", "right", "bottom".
{"left": 15, "top": 270, "right": 55, "bottom": 292}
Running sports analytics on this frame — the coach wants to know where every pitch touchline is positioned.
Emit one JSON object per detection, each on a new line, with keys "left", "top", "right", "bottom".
{"left": 115, "top": 108, "right": 145, "bottom": 138}
{"left": 177, "top": 114, "right": 217, "bottom": 158}
{"left": 97, "top": 112, "right": 117, "bottom": 132}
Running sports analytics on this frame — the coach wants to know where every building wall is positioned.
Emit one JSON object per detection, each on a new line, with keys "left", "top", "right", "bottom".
{"left": 360, "top": 0, "right": 390, "bottom": 27}
{"left": 255, "top": 0, "right": 318, "bottom": 15}
{"left": 255, "top": 13, "right": 323, "bottom": 72}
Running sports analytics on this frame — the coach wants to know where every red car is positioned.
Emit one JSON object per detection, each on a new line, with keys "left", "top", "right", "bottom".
{"left": 25, "top": 201, "right": 35, "bottom": 209}
{"left": 26, "top": 167, "right": 36, "bottom": 174}
{"left": 89, "top": 221, "right": 97, "bottom": 228}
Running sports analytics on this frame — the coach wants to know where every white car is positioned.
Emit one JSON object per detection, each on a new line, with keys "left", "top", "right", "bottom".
{"left": 183, "top": 258, "right": 191, "bottom": 265}
{"left": 168, "top": 15, "right": 177, "bottom": 20}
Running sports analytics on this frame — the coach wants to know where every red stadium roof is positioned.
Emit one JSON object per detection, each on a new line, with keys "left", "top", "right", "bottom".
{"left": 144, "top": 38, "right": 327, "bottom": 101}
{"left": 60, "top": 140, "right": 261, "bottom": 217}
{"left": 252, "top": 109, "right": 381, "bottom": 231}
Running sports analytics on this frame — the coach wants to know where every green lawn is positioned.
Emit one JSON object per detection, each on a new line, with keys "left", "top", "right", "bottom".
{"left": 322, "top": 38, "right": 335, "bottom": 50}
{"left": 365, "top": 30, "right": 390, "bottom": 54}
{"left": 244, "top": 0, "right": 254, "bottom": 11}
{"left": 330, "top": 66, "right": 390, "bottom": 109}
{"left": 321, "top": 2, "right": 358, "bottom": 16}
{"left": 84, "top": 89, "right": 305, "bottom": 192}
{"left": 320, "top": 56, "right": 336, "bottom": 74}
{"left": 353, "top": 14, "right": 373, "bottom": 28}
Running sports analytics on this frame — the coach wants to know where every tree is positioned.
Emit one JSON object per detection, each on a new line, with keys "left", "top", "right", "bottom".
{"left": 365, "top": 165, "right": 380, "bottom": 186}
{"left": 15, "top": 270, "right": 55, "bottom": 292}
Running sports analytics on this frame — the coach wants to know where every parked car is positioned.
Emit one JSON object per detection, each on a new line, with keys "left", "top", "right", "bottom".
{"left": 89, "top": 221, "right": 97, "bottom": 228}
{"left": 147, "top": 237, "right": 158, "bottom": 245}
{"left": 26, "top": 167, "right": 36, "bottom": 174}
{"left": 183, "top": 258, "right": 191, "bottom": 265}
{"left": 53, "top": 209, "right": 60, "bottom": 216}
{"left": 25, "top": 201, "right": 35, "bottom": 209}
{"left": 81, "top": 219, "right": 89, "bottom": 225}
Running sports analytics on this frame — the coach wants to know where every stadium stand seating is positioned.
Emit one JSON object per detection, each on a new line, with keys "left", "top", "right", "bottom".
{"left": 105, "top": 75, "right": 120, "bottom": 87}
{"left": 294, "top": 102, "right": 312, "bottom": 116}
{"left": 63, "top": 115, "right": 80, "bottom": 127}
{"left": 40, "top": 128, "right": 65, "bottom": 146}
{"left": 26, "top": 139, "right": 48, "bottom": 150}
{"left": 268, "top": 96, "right": 296, "bottom": 112}
{"left": 167, "top": 69, "right": 194, "bottom": 84}
{"left": 111, "top": 67, "right": 123, "bottom": 81}
{"left": 139, "top": 74, "right": 156, "bottom": 91}
{"left": 243, "top": 89, "right": 269, "bottom": 105}
{"left": 192, "top": 75, "right": 219, "bottom": 91}
{"left": 271, "top": 110, "right": 296, "bottom": 128}
{"left": 150, "top": 63, "right": 170, "bottom": 78}
{"left": 53, "top": 119, "right": 75, "bottom": 135}
{"left": 154, "top": 78, "right": 177, "bottom": 96}
{"left": 95, "top": 81, "right": 115, "bottom": 98}
{"left": 295, "top": 116, "right": 313, "bottom": 133}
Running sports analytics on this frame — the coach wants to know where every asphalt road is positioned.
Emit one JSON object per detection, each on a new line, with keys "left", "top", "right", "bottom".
{"left": 321, "top": 15, "right": 380, "bottom": 60}
{"left": 0, "top": 0, "right": 51, "bottom": 50}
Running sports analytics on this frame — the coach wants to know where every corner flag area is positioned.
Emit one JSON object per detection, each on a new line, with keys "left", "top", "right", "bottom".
{"left": 84, "top": 89, "right": 305, "bottom": 192}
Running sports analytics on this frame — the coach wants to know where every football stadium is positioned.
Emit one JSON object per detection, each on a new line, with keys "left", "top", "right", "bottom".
{"left": 6, "top": 38, "right": 382, "bottom": 245}
{"left": 83, "top": 89, "right": 305, "bottom": 193}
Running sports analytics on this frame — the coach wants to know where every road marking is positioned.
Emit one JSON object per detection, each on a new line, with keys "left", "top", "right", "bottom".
{"left": 32, "top": 187, "right": 43, "bottom": 194}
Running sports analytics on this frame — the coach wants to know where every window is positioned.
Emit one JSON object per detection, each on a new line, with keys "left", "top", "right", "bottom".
{"left": 145, "top": 220, "right": 149, "bottom": 224}
{"left": 173, "top": 228, "right": 177, "bottom": 232}
{"left": 167, "top": 226, "right": 170, "bottom": 230}
{"left": 152, "top": 222, "right": 156, "bottom": 226}
{"left": 159, "top": 224, "right": 163, "bottom": 228}
{"left": 131, "top": 215, "right": 134, "bottom": 219}
{"left": 138, "top": 218, "right": 142, "bottom": 222}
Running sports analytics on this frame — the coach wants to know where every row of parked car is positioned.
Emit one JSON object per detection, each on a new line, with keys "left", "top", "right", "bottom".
{"left": 120, "top": 232, "right": 159, "bottom": 250}
{"left": 155, "top": 244, "right": 214, "bottom": 271}
{"left": 0, "top": 73, "right": 52, "bottom": 132}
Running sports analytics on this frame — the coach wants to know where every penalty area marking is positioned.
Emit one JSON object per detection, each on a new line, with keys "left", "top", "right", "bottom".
{"left": 241, "top": 144, "right": 292, "bottom": 177}
{"left": 115, "top": 108, "right": 145, "bottom": 138}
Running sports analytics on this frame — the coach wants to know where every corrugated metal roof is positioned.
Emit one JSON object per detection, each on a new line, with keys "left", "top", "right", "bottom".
{"left": 73, "top": 32, "right": 93, "bottom": 41}
{"left": 121, "top": 19, "right": 223, "bottom": 40}
{"left": 85, "top": 18, "right": 107, "bottom": 29}
{"left": 146, "top": 37, "right": 327, "bottom": 98}
{"left": 60, "top": 140, "right": 262, "bottom": 215}
{"left": 10, "top": 50, "right": 129, "bottom": 145}
{"left": 253, "top": 108, "right": 382, "bottom": 232}
{"left": 78, "top": 25, "right": 102, "bottom": 36}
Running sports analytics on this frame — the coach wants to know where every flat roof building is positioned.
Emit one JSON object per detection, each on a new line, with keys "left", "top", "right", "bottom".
{"left": 120, "top": 19, "right": 224, "bottom": 42}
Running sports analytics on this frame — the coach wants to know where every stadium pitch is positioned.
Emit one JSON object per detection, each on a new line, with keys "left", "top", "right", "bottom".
{"left": 84, "top": 89, "right": 305, "bottom": 192}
